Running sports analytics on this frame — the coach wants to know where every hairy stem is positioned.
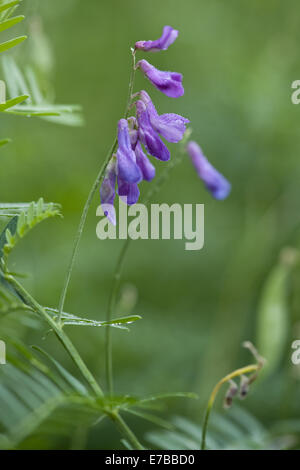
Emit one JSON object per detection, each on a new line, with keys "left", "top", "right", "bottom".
{"left": 201, "top": 364, "right": 259, "bottom": 450}
{"left": 57, "top": 138, "right": 117, "bottom": 323}
{"left": 125, "top": 49, "right": 136, "bottom": 119}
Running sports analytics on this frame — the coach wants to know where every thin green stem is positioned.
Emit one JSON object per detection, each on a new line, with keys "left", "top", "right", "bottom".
{"left": 110, "top": 411, "right": 144, "bottom": 450}
{"left": 57, "top": 138, "right": 117, "bottom": 322}
{"left": 105, "top": 238, "right": 130, "bottom": 395}
{"left": 125, "top": 49, "right": 136, "bottom": 119}
{"left": 6, "top": 274, "right": 104, "bottom": 397}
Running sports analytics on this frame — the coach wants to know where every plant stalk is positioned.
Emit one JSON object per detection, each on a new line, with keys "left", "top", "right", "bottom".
{"left": 110, "top": 411, "right": 144, "bottom": 450}
{"left": 6, "top": 274, "right": 104, "bottom": 397}
{"left": 57, "top": 137, "right": 117, "bottom": 323}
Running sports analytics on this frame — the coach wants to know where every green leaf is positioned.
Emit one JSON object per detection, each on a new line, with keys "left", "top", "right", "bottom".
{"left": 256, "top": 250, "right": 295, "bottom": 377}
{"left": 4, "top": 109, "right": 60, "bottom": 117}
{"left": 0, "top": 215, "right": 18, "bottom": 258}
{"left": 139, "top": 392, "right": 198, "bottom": 405}
{"left": 0, "top": 271, "right": 25, "bottom": 303}
{"left": 0, "top": 14, "right": 24, "bottom": 33}
{"left": 0, "top": 342, "right": 105, "bottom": 448}
{"left": 6, "top": 104, "right": 82, "bottom": 120}
{"left": 0, "top": 94, "right": 28, "bottom": 111}
{"left": 0, "top": 35, "right": 26, "bottom": 53}
{"left": 32, "top": 346, "right": 89, "bottom": 397}
{"left": 45, "top": 307, "right": 142, "bottom": 330}
{"left": 0, "top": 200, "right": 61, "bottom": 264}
{"left": 1, "top": 56, "right": 84, "bottom": 126}
{"left": 125, "top": 408, "right": 173, "bottom": 429}
{"left": 0, "top": 202, "right": 59, "bottom": 217}
{"left": 0, "top": 1, "right": 20, "bottom": 14}
{"left": 121, "top": 439, "right": 133, "bottom": 450}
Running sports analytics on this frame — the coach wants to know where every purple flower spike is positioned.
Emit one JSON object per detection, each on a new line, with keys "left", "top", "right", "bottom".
{"left": 136, "top": 100, "right": 170, "bottom": 161}
{"left": 117, "top": 119, "right": 142, "bottom": 183}
{"left": 135, "top": 25, "right": 178, "bottom": 52}
{"left": 100, "top": 157, "right": 117, "bottom": 225}
{"left": 186, "top": 141, "right": 231, "bottom": 200}
{"left": 140, "top": 90, "right": 189, "bottom": 143}
{"left": 135, "top": 141, "right": 156, "bottom": 181}
{"left": 118, "top": 176, "right": 140, "bottom": 205}
{"left": 137, "top": 59, "right": 184, "bottom": 98}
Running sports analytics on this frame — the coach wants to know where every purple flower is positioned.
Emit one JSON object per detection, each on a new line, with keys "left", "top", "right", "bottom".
{"left": 117, "top": 176, "right": 140, "bottom": 205}
{"left": 135, "top": 25, "right": 178, "bottom": 52}
{"left": 117, "top": 119, "right": 142, "bottom": 183}
{"left": 136, "top": 100, "right": 170, "bottom": 161}
{"left": 100, "top": 157, "right": 117, "bottom": 225}
{"left": 186, "top": 141, "right": 231, "bottom": 200}
{"left": 137, "top": 59, "right": 184, "bottom": 98}
{"left": 135, "top": 141, "right": 155, "bottom": 181}
{"left": 140, "top": 90, "right": 189, "bottom": 143}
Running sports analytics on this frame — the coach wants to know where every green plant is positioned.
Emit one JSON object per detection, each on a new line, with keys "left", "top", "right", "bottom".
{"left": 0, "top": 1, "right": 272, "bottom": 450}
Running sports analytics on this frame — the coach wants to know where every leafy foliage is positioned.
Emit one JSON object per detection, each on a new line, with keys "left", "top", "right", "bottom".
{"left": 0, "top": 198, "right": 61, "bottom": 266}
{"left": 0, "top": 340, "right": 196, "bottom": 449}
{"left": 0, "top": 0, "right": 26, "bottom": 55}
{"left": 256, "top": 249, "right": 297, "bottom": 378}
{"left": 0, "top": 1, "right": 83, "bottom": 146}
{"left": 2, "top": 56, "right": 83, "bottom": 125}
{"left": 145, "top": 407, "right": 298, "bottom": 450}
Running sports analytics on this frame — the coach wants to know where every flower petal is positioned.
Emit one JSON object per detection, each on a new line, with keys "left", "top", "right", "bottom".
{"left": 136, "top": 100, "right": 170, "bottom": 161}
{"left": 117, "top": 119, "right": 142, "bottom": 183}
{"left": 139, "top": 90, "right": 189, "bottom": 142}
{"left": 137, "top": 60, "right": 184, "bottom": 98}
{"left": 135, "top": 141, "right": 155, "bottom": 181}
{"left": 135, "top": 25, "right": 178, "bottom": 52}
{"left": 100, "top": 157, "right": 117, "bottom": 225}
{"left": 117, "top": 176, "right": 140, "bottom": 205}
{"left": 186, "top": 141, "right": 231, "bottom": 200}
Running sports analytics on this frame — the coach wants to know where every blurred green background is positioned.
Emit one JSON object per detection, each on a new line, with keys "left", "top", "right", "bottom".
{"left": 1, "top": 0, "right": 300, "bottom": 449}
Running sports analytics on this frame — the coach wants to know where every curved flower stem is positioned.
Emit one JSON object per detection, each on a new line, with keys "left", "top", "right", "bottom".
{"left": 200, "top": 364, "right": 259, "bottom": 450}
{"left": 105, "top": 140, "right": 188, "bottom": 395}
{"left": 5, "top": 273, "right": 104, "bottom": 397}
{"left": 125, "top": 48, "right": 136, "bottom": 119}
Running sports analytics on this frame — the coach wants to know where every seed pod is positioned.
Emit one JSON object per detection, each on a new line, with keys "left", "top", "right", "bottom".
{"left": 239, "top": 375, "right": 250, "bottom": 399}
{"left": 224, "top": 380, "right": 238, "bottom": 408}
